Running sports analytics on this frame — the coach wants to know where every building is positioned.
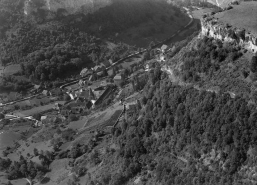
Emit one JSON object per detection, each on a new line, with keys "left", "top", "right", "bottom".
{"left": 159, "top": 54, "right": 166, "bottom": 62}
{"left": 93, "top": 64, "right": 105, "bottom": 73}
{"left": 54, "top": 103, "right": 63, "bottom": 111}
{"left": 42, "top": 90, "right": 51, "bottom": 96}
{"left": 78, "top": 88, "right": 96, "bottom": 101}
{"left": 34, "top": 84, "right": 42, "bottom": 92}
{"left": 161, "top": 44, "right": 168, "bottom": 53}
{"left": 50, "top": 88, "right": 63, "bottom": 96}
{"left": 145, "top": 64, "right": 150, "bottom": 71}
{"left": 113, "top": 74, "right": 124, "bottom": 87}
{"left": 80, "top": 68, "right": 93, "bottom": 77}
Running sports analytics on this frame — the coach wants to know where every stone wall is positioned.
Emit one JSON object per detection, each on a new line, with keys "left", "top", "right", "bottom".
{"left": 201, "top": 15, "right": 257, "bottom": 53}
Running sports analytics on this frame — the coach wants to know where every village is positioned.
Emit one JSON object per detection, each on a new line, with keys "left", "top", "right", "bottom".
{"left": 0, "top": 44, "right": 171, "bottom": 175}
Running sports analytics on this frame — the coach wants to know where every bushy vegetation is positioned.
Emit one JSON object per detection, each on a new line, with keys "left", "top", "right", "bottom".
{"left": 180, "top": 37, "right": 242, "bottom": 82}
{"left": 1, "top": 153, "right": 50, "bottom": 181}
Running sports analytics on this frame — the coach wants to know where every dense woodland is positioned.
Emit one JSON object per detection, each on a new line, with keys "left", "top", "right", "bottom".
{"left": 104, "top": 67, "right": 257, "bottom": 185}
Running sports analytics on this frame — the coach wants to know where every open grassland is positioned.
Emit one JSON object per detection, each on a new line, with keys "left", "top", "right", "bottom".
{"left": 215, "top": 2, "right": 257, "bottom": 35}
{"left": 2, "top": 64, "right": 21, "bottom": 76}
{"left": 13, "top": 101, "right": 65, "bottom": 117}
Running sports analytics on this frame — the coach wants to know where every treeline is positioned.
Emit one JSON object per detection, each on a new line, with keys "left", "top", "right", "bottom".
{"left": 107, "top": 67, "right": 257, "bottom": 184}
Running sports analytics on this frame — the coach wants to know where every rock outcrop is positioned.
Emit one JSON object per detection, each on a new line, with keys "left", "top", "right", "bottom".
{"left": 24, "top": 0, "right": 112, "bottom": 15}
{"left": 201, "top": 14, "right": 257, "bottom": 53}
{"left": 207, "top": 0, "right": 241, "bottom": 8}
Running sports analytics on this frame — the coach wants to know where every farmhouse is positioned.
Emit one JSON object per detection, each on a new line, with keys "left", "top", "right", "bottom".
{"left": 113, "top": 74, "right": 124, "bottom": 87}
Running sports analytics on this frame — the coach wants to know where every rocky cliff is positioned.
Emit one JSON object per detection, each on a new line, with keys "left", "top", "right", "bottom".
{"left": 201, "top": 14, "right": 257, "bottom": 53}
{"left": 24, "top": 0, "right": 112, "bottom": 15}
{"left": 207, "top": 0, "right": 241, "bottom": 7}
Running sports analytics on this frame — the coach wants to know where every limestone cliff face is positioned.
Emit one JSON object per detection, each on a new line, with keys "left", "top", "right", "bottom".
{"left": 207, "top": 0, "right": 242, "bottom": 8}
{"left": 201, "top": 15, "right": 257, "bottom": 53}
{"left": 24, "top": 0, "right": 112, "bottom": 15}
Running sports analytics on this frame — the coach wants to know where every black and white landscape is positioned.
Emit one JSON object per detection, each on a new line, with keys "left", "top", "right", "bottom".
{"left": 1, "top": 0, "right": 257, "bottom": 185}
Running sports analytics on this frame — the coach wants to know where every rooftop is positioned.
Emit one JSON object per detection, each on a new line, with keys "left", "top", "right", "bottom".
{"left": 114, "top": 74, "right": 122, "bottom": 80}
{"left": 214, "top": 2, "right": 257, "bottom": 35}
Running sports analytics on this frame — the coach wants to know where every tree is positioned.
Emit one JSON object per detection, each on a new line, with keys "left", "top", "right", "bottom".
{"left": 0, "top": 113, "right": 4, "bottom": 119}
{"left": 251, "top": 56, "right": 257, "bottom": 72}
{"left": 40, "top": 73, "right": 46, "bottom": 81}
{"left": 141, "top": 96, "right": 147, "bottom": 105}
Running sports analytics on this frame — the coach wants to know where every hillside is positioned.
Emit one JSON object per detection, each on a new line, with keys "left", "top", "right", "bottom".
{"left": 24, "top": 0, "right": 112, "bottom": 15}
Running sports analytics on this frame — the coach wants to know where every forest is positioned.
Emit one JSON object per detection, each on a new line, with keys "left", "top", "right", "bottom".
{"left": 104, "top": 65, "right": 257, "bottom": 185}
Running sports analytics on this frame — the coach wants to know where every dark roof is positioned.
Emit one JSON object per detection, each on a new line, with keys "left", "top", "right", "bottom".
{"left": 94, "top": 64, "right": 105, "bottom": 72}
{"left": 102, "top": 60, "right": 111, "bottom": 67}
{"left": 50, "top": 88, "right": 62, "bottom": 95}
{"left": 79, "top": 88, "right": 96, "bottom": 100}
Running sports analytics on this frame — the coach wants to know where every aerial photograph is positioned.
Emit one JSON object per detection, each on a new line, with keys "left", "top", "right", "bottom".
{"left": 1, "top": 0, "right": 257, "bottom": 184}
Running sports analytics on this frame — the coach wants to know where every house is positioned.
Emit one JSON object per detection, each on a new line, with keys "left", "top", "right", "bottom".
{"left": 34, "top": 84, "right": 42, "bottom": 92}
{"left": 54, "top": 103, "right": 63, "bottom": 111}
{"left": 50, "top": 88, "right": 63, "bottom": 96}
{"left": 79, "top": 80, "right": 87, "bottom": 87}
{"left": 126, "top": 104, "right": 137, "bottom": 117}
{"left": 80, "top": 68, "right": 93, "bottom": 77}
{"left": 159, "top": 54, "right": 166, "bottom": 62}
{"left": 41, "top": 116, "right": 47, "bottom": 121}
{"left": 67, "top": 92, "right": 76, "bottom": 100}
{"left": 71, "top": 107, "right": 83, "bottom": 114}
{"left": 97, "top": 71, "right": 104, "bottom": 76}
{"left": 79, "top": 88, "right": 96, "bottom": 101}
{"left": 109, "top": 59, "right": 113, "bottom": 65}
{"left": 161, "top": 44, "right": 168, "bottom": 53}
{"left": 42, "top": 90, "right": 51, "bottom": 96}
{"left": 113, "top": 74, "right": 124, "bottom": 87}
{"left": 93, "top": 64, "right": 105, "bottom": 73}
{"left": 145, "top": 64, "right": 150, "bottom": 71}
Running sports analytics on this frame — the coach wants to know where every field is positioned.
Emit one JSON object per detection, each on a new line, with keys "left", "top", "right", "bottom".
{"left": 68, "top": 116, "right": 89, "bottom": 130}
{"left": 191, "top": 8, "right": 214, "bottom": 19}
{"left": 215, "top": 2, "right": 257, "bottom": 35}
{"left": 1, "top": 64, "right": 21, "bottom": 76}
{"left": 13, "top": 101, "right": 65, "bottom": 117}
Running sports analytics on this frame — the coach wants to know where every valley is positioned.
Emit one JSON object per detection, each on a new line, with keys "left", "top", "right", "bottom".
{"left": 2, "top": 0, "right": 257, "bottom": 185}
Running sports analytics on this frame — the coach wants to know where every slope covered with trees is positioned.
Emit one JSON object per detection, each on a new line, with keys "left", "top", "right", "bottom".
{"left": 51, "top": 63, "right": 257, "bottom": 184}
